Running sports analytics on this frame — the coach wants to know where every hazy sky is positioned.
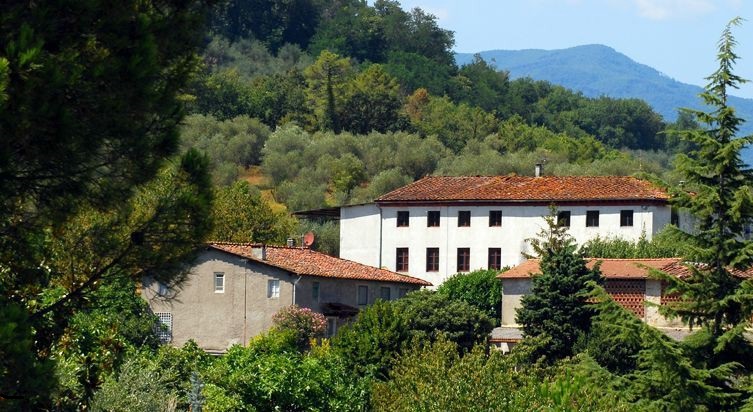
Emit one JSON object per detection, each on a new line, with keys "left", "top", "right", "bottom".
{"left": 395, "top": 0, "right": 753, "bottom": 98}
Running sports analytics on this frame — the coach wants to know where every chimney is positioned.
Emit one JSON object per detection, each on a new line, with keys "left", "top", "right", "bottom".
{"left": 251, "top": 245, "right": 267, "bottom": 260}
{"left": 286, "top": 238, "right": 295, "bottom": 248}
{"left": 535, "top": 163, "right": 543, "bottom": 177}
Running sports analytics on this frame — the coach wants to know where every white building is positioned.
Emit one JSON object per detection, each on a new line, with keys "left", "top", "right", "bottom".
{"left": 340, "top": 175, "right": 679, "bottom": 287}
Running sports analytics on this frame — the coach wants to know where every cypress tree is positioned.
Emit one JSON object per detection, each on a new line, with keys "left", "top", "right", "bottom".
{"left": 516, "top": 207, "right": 602, "bottom": 362}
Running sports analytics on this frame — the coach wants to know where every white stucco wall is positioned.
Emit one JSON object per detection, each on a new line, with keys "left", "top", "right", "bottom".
{"left": 340, "top": 204, "right": 381, "bottom": 266}
{"left": 501, "top": 279, "right": 531, "bottom": 326}
{"left": 341, "top": 202, "right": 671, "bottom": 286}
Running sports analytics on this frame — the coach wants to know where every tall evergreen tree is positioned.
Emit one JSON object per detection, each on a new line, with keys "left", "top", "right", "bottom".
{"left": 661, "top": 17, "right": 753, "bottom": 343}
{"left": 516, "top": 207, "right": 602, "bottom": 362}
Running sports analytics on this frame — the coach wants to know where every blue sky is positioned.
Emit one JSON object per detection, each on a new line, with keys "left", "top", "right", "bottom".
{"left": 395, "top": 0, "right": 753, "bottom": 98}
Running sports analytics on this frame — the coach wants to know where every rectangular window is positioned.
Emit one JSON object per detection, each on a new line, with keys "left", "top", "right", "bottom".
{"left": 489, "top": 210, "right": 502, "bottom": 227}
{"left": 267, "top": 279, "right": 280, "bottom": 298}
{"left": 620, "top": 210, "right": 634, "bottom": 227}
{"left": 397, "top": 211, "right": 409, "bottom": 227}
{"left": 586, "top": 210, "right": 600, "bottom": 227}
{"left": 312, "top": 281, "right": 320, "bottom": 302}
{"left": 396, "top": 248, "right": 409, "bottom": 272}
{"left": 426, "top": 247, "right": 439, "bottom": 272}
{"left": 398, "top": 287, "right": 409, "bottom": 298}
{"left": 457, "top": 248, "right": 470, "bottom": 272}
{"left": 488, "top": 248, "right": 502, "bottom": 270}
{"left": 357, "top": 285, "right": 368, "bottom": 306}
{"left": 427, "top": 210, "right": 440, "bottom": 227}
{"left": 458, "top": 211, "right": 471, "bottom": 227}
{"left": 557, "top": 211, "right": 571, "bottom": 227}
{"left": 671, "top": 208, "right": 679, "bottom": 226}
{"left": 214, "top": 272, "right": 225, "bottom": 293}
{"left": 155, "top": 312, "right": 172, "bottom": 343}
{"left": 380, "top": 286, "right": 391, "bottom": 301}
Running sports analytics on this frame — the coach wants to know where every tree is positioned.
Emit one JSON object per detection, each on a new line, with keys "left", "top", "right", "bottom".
{"left": 515, "top": 207, "right": 602, "bottom": 362}
{"left": 210, "top": 180, "right": 295, "bottom": 244}
{"left": 304, "top": 50, "right": 353, "bottom": 132}
{"left": 661, "top": 17, "right": 753, "bottom": 345}
{"left": 436, "top": 269, "right": 503, "bottom": 323}
{"left": 340, "top": 64, "right": 403, "bottom": 134}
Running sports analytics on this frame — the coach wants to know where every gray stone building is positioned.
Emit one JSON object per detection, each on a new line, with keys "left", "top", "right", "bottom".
{"left": 143, "top": 242, "right": 430, "bottom": 353}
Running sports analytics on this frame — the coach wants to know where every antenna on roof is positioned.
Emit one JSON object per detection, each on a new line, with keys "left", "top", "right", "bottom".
{"left": 303, "top": 231, "right": 315, "bottom": 248}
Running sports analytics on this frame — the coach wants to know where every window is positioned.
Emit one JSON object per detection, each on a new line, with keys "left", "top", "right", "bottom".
{"left": 397, "top": 211, "right": 409, "bottom": 227}
{"left": 357, "top": 285, "right": 368, "bottom": 306}
{"left": 488, "top": 248, "right": 502, "bottom": 270}
{"left": 312, "top": 281, "right": 320, "bottom": 302}
{"left": 267, "top": 279, "right": 280, "bottom": 298}
{"left": 155, "top": 312, "right": 172, "bottom": 343}
{"left": 557, "top": 211, "right": 571, "bottom": 227}
{"left": 380, "top": 286, "right": 391, "bottom": 301}
{"left": 489, "top": 210, "right": 502, "bottom": 227}
{"left": 427, "top": 210, "right": 440, "bottom": 227}
{"left": 214, "top": 272, "right": 225, "bottom": 293}
{"left": 458, "top": 211, "right": 471, "bottom": 227}
{"left": 326, "top": 317, "right": 338, "bottom": 338}
{"left": 157, "top": 282, "right": 169, "bottom": 297}
{"left": 620, "top": 210, "right": 634, "bottom": 227}
{"left": 398, "top": 287, "right": 409, "bottom": 298}
{"left": 586, "top": 210, "right": 599, "bottom": 227}
{"left": 671, "top": 208, "right": 679, "bottom": 226}
{"left": 396, "top": 248, "right": 409, "bottom": 272}
{"left": 457, "top": 248, "right": 470, "bottom": 272}
{"left": 426, "top": 247, "right": 439, "bottom": 272}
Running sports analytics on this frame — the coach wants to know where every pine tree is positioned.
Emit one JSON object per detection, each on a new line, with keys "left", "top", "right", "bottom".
{"left": 662, "top": 17, "right": 753, "bottom": 343}
{"left": 516, "top": 207, "right": 602, "bottom": 362}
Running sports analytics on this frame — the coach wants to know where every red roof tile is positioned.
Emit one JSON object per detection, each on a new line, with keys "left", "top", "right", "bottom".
{"left": 208, "top": 242, "right": 431, "bottom": 286}
{"left": 376, "top": 175, "right": 669, "bottom": 203}
{"left": 499, "top": 258, "right": 753, "bottom": 280}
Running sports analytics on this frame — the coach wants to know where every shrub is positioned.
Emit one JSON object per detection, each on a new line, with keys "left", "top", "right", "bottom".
{"left": 272, "top": 305, "right": 327, "bottom": 351}
{"left": 437, "top": 269, "right": 503, "bottom": 322}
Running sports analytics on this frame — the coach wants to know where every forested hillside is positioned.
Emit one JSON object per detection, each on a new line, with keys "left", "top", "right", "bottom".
{"left": 183, "top": 0, "right": 690, "bottom": 235}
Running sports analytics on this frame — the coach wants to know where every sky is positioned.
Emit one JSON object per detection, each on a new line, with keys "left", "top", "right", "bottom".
{"left": 395, "top": 0, "right": 753, "bottom": 98}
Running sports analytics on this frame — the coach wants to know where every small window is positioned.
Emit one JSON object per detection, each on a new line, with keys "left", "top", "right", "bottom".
{"left": 457, "top": 248, "right": 470, "bottom": 272}
{"left": 155, "top": 312, "right": 172, "bottom": 343}
{"left": 489, "top": 210, "right": 502, "bottom": 227}
{"left": 488, "top": 248, "right": 502, "bottom": 270}
{"left": 326, "top": 317, "right": 338, "bottom": 338}
{"left": 671, "top": 208, "right": 679, "bottom": 226}
{"left": 396, "top": 248, "right": 409, "bottom": 272}
{"left": 426, "top": 247, "right": 439, "bottom": 272}
{"left": 458, "top": 211, "right": 471, "bottom": 227}
{"left": 586, "top": 211, "right": 600, "bottom": 227}
{"left": 157, "top": 282, "right": 169, "bottom": 297}
{"left": 268, "top": 279, "right": 280, "bottom": 298}
{"left": 398, "top": 287, "right": 409, "bottom": 298}
{"left": 397, "top": 211, "right": 409, "bottom": 227}
{"left": 427, "top": 210, "right": 440, "bottom": 227}
{"left": 312, "top": 281, "right": 320, "bottom": 302}
{"left": 380, "top": 286, "right": 391, "bottom": 301}
{"left": 357, "top": 285, "right": 368, "bottom": 306}
{"left": 620, "top": 210, "right": 634, "bottom": 227}
{"left": 214, "top": 272, "right": 225, "bottom": 293}
{"left": 557, "top": 211, "right": 571, "bottom": 227}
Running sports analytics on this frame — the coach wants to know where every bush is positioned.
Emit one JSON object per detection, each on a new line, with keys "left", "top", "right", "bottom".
{"left": 90, "top": 357, "right": 180, "bottom": 412}
{"left": 272, "top": 305, "right": 327, "bottom": 351}
{"left": 437, "top": 269, "right": 503, "bottom": 323}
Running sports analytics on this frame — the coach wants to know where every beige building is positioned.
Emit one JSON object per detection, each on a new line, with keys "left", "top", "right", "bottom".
{"left": 491, "top": 258, "right": 742, "bottom": 351}
{"left": 143, "top": 242, "right": 430, "bottom": 353}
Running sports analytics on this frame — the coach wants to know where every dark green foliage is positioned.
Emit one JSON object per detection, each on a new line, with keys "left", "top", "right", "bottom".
{"left": 436, "top": 269, "right": 503, "bottom": 324}
{"left": 516, "top": 208, "right": 602, "bottom": 362}
{"left": 296, "top": 220, "right": 340, "bottom": 256}
{"left": 661, "top": 17, "right": 753, "bottom": 342}
{"left": 332, "top": 291, "right": 493, "bottom": 380}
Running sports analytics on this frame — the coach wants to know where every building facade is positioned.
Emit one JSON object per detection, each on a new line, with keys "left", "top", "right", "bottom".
{"left": 143, "top": 242, "right": 430, "bottom": 353}
{"left": 340, "top": 175, "right": 680, "bottom": 286}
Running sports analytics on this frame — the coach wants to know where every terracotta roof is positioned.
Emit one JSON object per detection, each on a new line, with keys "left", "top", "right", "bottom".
{"left": 376, "top": 175, "right": 669, "bottom": 203}
{"left": 499, "top": 258, "right": 753, "bottom": 280}
{"left": 208, "top": 242, "right": 431, "bottom": 286}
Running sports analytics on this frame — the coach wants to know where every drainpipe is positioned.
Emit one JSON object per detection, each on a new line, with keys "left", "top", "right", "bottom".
{"left": 378, "top": 205, "right": 383, "bottom": 268}
{"left": 292, "top": 274, "right": 302, "bottom": 305}
{"left": 241, "top": 259, "right": 248, "bottom": 345}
